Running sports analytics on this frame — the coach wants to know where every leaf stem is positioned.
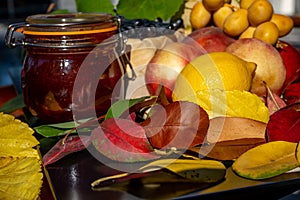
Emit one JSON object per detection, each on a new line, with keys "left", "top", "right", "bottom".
{"left": 264, "top": 81, "right": 281, "bottom": 110}
{"left": 61, "top": 115, "right": 105, "bottom": 145}
{"left": 91, "top": 172, "right": 130, "bottom": 188}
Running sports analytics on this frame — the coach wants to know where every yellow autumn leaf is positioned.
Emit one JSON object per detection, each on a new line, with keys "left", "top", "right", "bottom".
{"left": 0, "top": 113, "right": 43, "bottom": 200}
{"left": 0, "top": 123, "right": 36, "bottom": 139}
{"left": 177, "top": 89, "right": 269, "bottom": 123}
{"left": 0, "top": 138, "right": 39, "bottom": 149}
{"left": 138, "top": 158, "right": 226, "bottom": 183}
{"left": 0, "top": 148, "right": 39, "bottom": 158}
{"left": 232, "top": 141, "right": 300, "bottom": 180}
{"left": 91, "top": 158, "right": 226, "bottom": 187}
{"left": 0, "top": 157, "right": 41, "bottom": 175}
{"left": 0, "top": 113, "right": 16, "bottom": 126}
{"left": 0, "top": 113, "right": 39, "bottom": 158}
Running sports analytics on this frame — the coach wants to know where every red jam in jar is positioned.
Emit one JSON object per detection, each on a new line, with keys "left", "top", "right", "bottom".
{"left": 6, "top": 13, "right": 129, "bottom": 123}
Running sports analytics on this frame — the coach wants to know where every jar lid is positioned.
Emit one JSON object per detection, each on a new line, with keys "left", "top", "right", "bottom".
{"left": 23, "top": 13, "right": 118, "bottom": 35}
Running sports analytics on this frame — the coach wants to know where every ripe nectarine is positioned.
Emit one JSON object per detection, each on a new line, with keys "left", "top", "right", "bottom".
{"left": 226, "top": 38, "right": 286, "bottom": 97}
{"left": 183, "top": 26, "right": 236, "bottom": 53}
{"left": 145, "top": 42, "right": 205, "bottom": 100}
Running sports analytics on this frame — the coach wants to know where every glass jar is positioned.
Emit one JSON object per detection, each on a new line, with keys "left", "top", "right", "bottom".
{"left": 5, "top": 13, "right": 132, "bottom": 123}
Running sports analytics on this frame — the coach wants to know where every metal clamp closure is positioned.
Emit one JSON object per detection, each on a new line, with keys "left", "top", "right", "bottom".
{"left": 5, "top": 22, "right": 27, "bottom": 48}
{"left": 115, "top": 15, "right": 136, "bottom": 98}
{"left": 116, "top": 16, "right": 136, "bottom": 81}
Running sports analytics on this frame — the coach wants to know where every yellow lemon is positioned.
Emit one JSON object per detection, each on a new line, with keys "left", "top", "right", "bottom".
{"left": 172, "top": 52, "right": 256, "bottom": 101}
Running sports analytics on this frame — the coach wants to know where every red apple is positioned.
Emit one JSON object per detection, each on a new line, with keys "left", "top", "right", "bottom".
{"left": 145, "top": 42, "right": 205, "bottom": 101}
{"left": 183, "top": 26, "right": 236, "bottom": 52}
{"left": 276, "top": 40, "right": 300, "bottom": 91}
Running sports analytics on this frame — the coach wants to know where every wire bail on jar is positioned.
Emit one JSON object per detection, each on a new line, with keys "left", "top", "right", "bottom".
{"left": 6, "top": 13, "right": 126, "bottom": 49}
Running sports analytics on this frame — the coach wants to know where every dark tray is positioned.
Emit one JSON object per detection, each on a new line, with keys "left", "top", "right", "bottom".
{"left": 41, "top": 144, "right": 300, "bottom": 200}
{"left": 8, "top": 67, "right": 300, "bottom": 200}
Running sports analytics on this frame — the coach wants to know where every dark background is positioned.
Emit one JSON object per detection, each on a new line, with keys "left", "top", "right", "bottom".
{"left": 0, "top": 0, "right": 52, "bottom": 87}
{"left": 0, "top": 0, "right": 51, "bottom": 20}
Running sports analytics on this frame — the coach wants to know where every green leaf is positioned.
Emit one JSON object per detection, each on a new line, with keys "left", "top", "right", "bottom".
{"left": 46, "top": 121, "right": 78, "bottom": 129}
{"left": 105, "top": 96, "right": 149, "bottom": 120}
{"left": 34, "top": 118, "right": 92, "bottom": 137}
{"left": 75, "top": 0, "right": 114, "bottom": 14}
{"left": 34, "top": 126, "right": 76, "bottom": 138}
{"left": 117, "top": 0, "right": 184, "bottom": 20}
{"left": 0, "top": 94, "right": 25, "bottom": 113}
{"left": 74, "top": 0, "right": 184, "bottom": 21}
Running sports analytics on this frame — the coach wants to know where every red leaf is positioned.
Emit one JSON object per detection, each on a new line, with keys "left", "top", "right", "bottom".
{"left": 283, "top": 82, "right": 300, "bottom": 105}
{"left": 277, "top": 40, "right": 300, "bottom": 89}
{"left": 266, "top": 103, "right": 300, "bottom": 142}
{"left": 43, "top": 135, "right": 91, "bottom": 166}
{"left": 91, "top": 118, "right": 159, "bottom": 162}
{"left": 141, "top": 101, "right": 209, "bottom": 149}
